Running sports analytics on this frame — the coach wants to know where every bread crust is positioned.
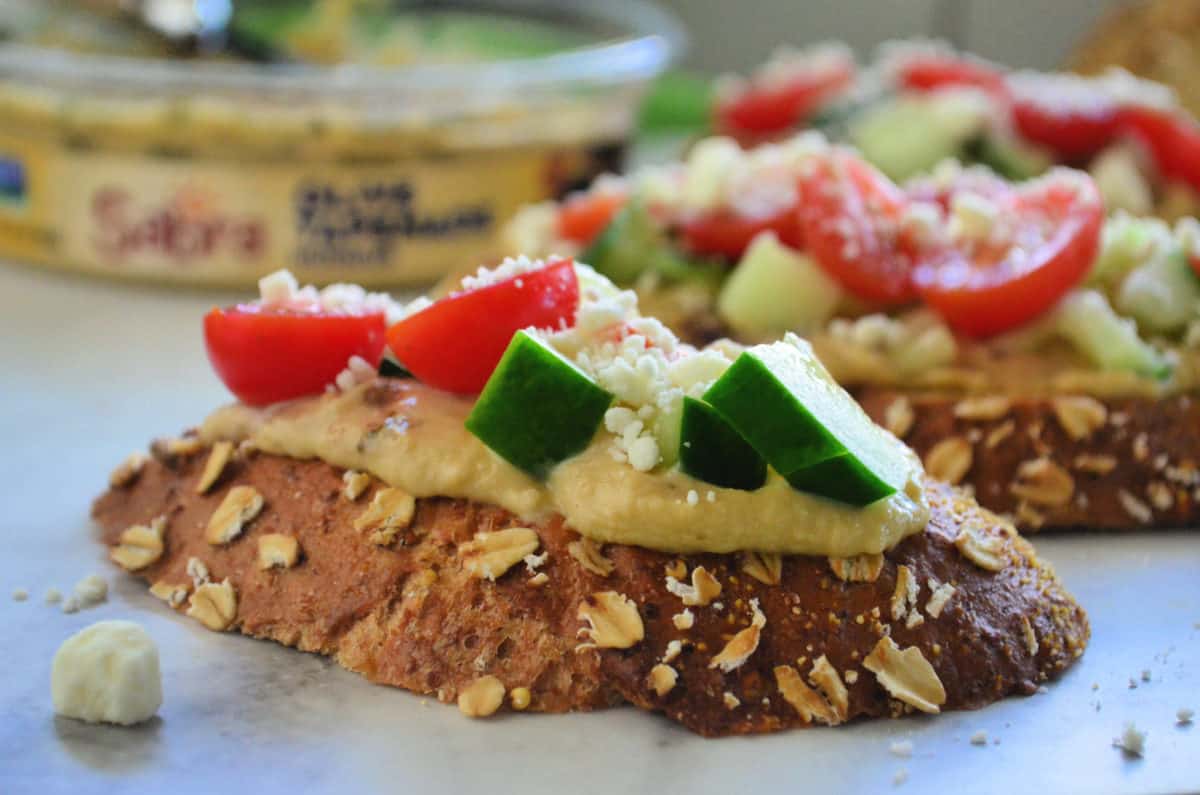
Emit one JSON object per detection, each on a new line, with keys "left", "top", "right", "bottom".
{"left": 93, "top": 443, "right": 1087, "bottom": 735}
{"left": 857, "top": 390, "right": 1200, "bottom": 532}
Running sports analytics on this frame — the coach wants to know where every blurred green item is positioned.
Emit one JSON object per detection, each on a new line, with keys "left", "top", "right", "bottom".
{"left": 638, "top": 70, "right": 713, "bottom": 135}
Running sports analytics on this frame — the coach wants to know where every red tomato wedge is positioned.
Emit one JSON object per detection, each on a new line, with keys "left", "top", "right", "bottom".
{"left": 1011, "top": 95, "right": 1121, "bottom": 163}
{"left": 715, "top": 60, "right": 854, "bottom": 137}
{"left": 386, "top": 258, "right": 579, "bottom": 394}
{"left": 913, "top": 171, "right": 1103, "bottom": 337}
{"left": 1120, "top": 106, "right": 1200, "bottom": 194}
{"left": 678, "top": 202, "right": 804, "bottom": 260}
{"left": 796, "top": 152, "right": 921, "bottom": 305}
{"left": 204, "top": 305, "right": 387, "bottom": 406}
{"left": 894, "top": 54, "right": 1007, "bottom": 96}
{"left": 556, "top": 191, "right": 626, "bottom": 246}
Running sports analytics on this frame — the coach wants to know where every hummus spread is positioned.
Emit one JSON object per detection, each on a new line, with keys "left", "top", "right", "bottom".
{"left": 201, "top": 378, "right": 930, "bottom": 556}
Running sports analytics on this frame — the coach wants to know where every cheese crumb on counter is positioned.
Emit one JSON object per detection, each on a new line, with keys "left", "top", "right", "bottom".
{"left": 51, "top": 620, "right": 162, "bottom": 726}
{"left": 1113, "top": 722, "right": 1146, "bottom": 757}
{"left": 969, "top": 730, "right": 988, "bottom": 746}
{"left": 61, "top": 574, "right": 108, "bottom": 614}
{"left": 888, "top": 739, "right": 913, "bottom": 758}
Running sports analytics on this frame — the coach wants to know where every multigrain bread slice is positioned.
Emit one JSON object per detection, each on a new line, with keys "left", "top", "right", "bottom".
{"left": 92, "top": 443, "right": 1088, "bottom": 736}
{"left": 857, "top": 391, "right": 1200, "bottom": 532}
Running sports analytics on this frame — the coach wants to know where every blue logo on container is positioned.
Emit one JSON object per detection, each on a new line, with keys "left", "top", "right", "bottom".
{"left": 0, "top": 155, "right": 26, "bottom": 205}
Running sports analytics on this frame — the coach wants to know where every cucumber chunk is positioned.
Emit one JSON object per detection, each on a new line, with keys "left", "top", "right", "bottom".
{"left": 466, "top": 330, "right": 612, "bottom": 477}
{"left": 678, "top": 397, "right": 766, "bottom": 491}
{"left": 1054, "top": 289, "right": 1172, "bottom": 379}
{"left": 717, "top": 232, "right": 843, "bottom": 337}
{"left": 581, "top": 202, "right": 722, "bottom": 287}
{"left": 849, "top": 92, "right": 989, "bottom": 182}
{"left": 703, "top": 336, "right": 910, "bottom": 505}
{"left": 962, "top": 133, "right": 1052, "bottom": 181}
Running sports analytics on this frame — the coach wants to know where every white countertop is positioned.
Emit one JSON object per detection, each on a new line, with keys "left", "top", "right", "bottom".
{"left": 1, "top": 263, "right": 1196, "bottom": 795}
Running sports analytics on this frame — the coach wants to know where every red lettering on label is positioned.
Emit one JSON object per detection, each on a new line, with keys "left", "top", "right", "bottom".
{"left": 90, "top": 186, "right": 267, "bottom": 266}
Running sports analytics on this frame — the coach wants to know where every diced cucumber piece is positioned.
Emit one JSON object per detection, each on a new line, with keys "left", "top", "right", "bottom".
{"left": 717, "top": 232, "right": 843, "bottom": 336}
{"left": 1087, "top": 213, "right": 1169, "bottom": 288}
{"left": 581, "top": 202, "right": 722, "bottom": 287}
{"left": 466, "top": 330, "right": 612, "bottom": 477}
{"left": 1090, "top": 145, "right": 1154, "bottom": 216}
{"left": 678, "top": 397, "right": 766, "bottom": 491}
{"left": 849, "top": 92, "right": 990, "bottom": 182}
{"left": 962, "top": 133, "right": 1052, "bottom": 181}
{"left": 1054, "top": 290, "right": 1172, "bottom": 379}
{"left": 703, "top": 336, "right": 911, "bottom": 505}
{"left": 1116, "top": 248, "right": 1200, "bottom": 334}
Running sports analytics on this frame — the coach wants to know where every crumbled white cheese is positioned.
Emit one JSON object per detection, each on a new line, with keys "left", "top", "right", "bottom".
{"left": 706, "top": 490, "right": 716, "bottom": 503}
{"left": 51, "top": 621, "right": 162, "bottom": 726}
{"left": 970, "top": 730, "right": 988, "bottom": 746}
{"left": 661, "top": 639, "right": 683, "bottom": 664}
{"left": 888, "top": 740, "right": 914, "bottom": 758}
{"left": 682, "top": 137, "right": 745, "bottom": 211}
{"left": 900, "top": 201, "right": 944, "bottom": 247}
{"left": 949, "top": 191, "right": 1000, "bottom": 242}
{"left": 673, "top": 609, "right": 695, "bottom": 630}
{"left": 257, "top": 269, "right": 405, "bottom": 324}
{"left": 1113, "top": 722, "right": 1146, "bottom": 757}
{"left": 460, "top": 254, "right": 551, "bottom": 292}
{"left": 63, "top": 575, "right": 107, "bottom": 614}
{"left": 686, "top": 489, "right": 700, "bottom": 506}
{"left": 333, "top": 355, "right": 377, "bottom": 393}
{"left": 723, "top": 692, "right": 741, "bottom": 710}
{"left": 523, "top": 551, "right": 547, "bottom": 574}
{"left": 258, "top": 269, "right": 299, "bottom": 305}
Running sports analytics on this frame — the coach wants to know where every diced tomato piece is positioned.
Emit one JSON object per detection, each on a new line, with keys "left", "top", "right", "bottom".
{"left": 677, "top": 203, "right": 804, "bottom": 260}
{"left": 204, "top": 306, "right": 387, "bottom": 406}
{"left": 715, "top": 60, "right": 854, "bottom": 138}
{"left": 556, "top": 190, "right": 627, "bottom": 246}
{"left": 895, "top": 54, "right": 1008, "bottom": 96}
{"left": 795, "top": 151, "right": 921, "bottom": 305}
{"left": 1120, "top": 106, "right": 1200, "bottom": 194}
{"left": 386, "top": 258, "right": 579, "bottom": 394}
{"left": 913, "top": 171, "right": 1103, "bottom": 337}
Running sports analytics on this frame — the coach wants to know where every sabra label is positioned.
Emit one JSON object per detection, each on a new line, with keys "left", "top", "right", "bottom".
{"left": 0, "top": 131, "right": 591, "bottom": 286}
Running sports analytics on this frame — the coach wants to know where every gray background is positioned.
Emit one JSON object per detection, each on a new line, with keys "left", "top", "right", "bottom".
{"left": 661, "top": 0, "right": 1127, "bottom": 72}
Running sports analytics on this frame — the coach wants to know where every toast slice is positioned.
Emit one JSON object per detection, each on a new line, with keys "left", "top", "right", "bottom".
{"left": 93, "top": 441, "right": 1088, "bottom": 736}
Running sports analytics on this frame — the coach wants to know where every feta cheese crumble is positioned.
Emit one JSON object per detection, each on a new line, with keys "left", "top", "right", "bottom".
{"left": 1113, "top": 722, "right": 1146, "bottom": 757}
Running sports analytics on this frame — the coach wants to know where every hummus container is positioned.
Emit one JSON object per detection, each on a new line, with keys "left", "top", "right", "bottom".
{"left": 0, "top": 1, "right": 681, "bottom": 286}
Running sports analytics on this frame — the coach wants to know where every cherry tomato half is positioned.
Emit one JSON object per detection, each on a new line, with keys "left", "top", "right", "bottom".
{"left": 556, "top": 191, "right": 627, "bottom": 247}
{"left": 895, "top": 54, "right": 1008, "bottom": 96}
{"left": 715, "top": 60, "right": 854, "bottom": 138}
{"left": 1121, "top": 106, "right": 1200, "bottom": 194}
{"left": 796, "top": 152, "right": 921, "bottom": 305}
{"left": 386, "top": 258, "right": 579, "bottom": 394}
{"left": 204, "top": 305, "right": 387, "bottom": 406}
{"left": 1011, "top": 96, "right": 1122, "bottom": 163}
{"left": 677, "top": 202, "right": 804, "bottom": 260}
{"left": 914, "top": 171, "right": 1103, "bottom": 337}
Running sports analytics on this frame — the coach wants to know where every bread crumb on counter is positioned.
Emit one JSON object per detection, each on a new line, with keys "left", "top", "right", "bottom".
{"left": 970, "top": 730, "right": 988, "bottom": 746}
{"left": 12, "top": 588, "right": 28, "bottom": 602}
{"left": 1177, "top": 707, "right": 1194, "bottom": 725}
{"left": 888, "top": 739, "right": 913, "bottom": 758}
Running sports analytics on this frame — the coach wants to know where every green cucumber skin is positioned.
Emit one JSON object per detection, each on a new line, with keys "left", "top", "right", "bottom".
{"left": 465, "top": 331, "right": 612, "bottom": 478}
{"left": 702, "top": 352, "right": 844, "bottom": 477}
{"left": 581, "top": 203, "right": 724, "bottom": 288}
{"left": 678, "top": 397, "right": 767, "bottom": 491}
{"left": 784, "top": 453, "right": 894, "bottom": 506}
